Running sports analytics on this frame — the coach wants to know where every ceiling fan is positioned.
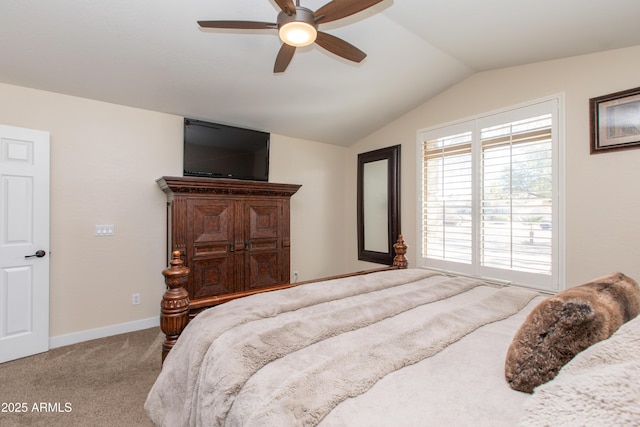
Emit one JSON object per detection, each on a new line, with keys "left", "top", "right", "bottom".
{"left": 198, "top": 0, "right": 383, "bottom": 73}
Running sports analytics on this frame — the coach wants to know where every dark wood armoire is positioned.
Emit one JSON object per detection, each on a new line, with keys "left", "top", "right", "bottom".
{"left": 157, "top": 176, "right": 301, "bottom": 311}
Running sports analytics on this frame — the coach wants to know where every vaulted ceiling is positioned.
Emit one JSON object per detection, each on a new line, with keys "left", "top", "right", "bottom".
{"left": 1, "top": 0, "right": 639, "bottom": 145}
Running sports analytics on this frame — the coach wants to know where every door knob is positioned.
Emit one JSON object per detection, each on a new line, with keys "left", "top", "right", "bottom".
{"left": 25, "top": 250, "right": 46, "bottom": 259}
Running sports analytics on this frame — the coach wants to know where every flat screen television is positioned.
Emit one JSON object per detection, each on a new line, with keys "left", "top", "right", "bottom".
{"left": 183, "top": 118, "right": 270, "bottom": 181}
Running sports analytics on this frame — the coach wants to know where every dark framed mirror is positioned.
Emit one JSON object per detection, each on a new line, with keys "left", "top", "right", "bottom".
{"left": 357, "top": 145, "right": 401, "bottom": 265}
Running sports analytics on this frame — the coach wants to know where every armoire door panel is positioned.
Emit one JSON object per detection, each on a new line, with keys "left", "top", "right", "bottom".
{"left": 190, "top": 256, "right": 239, "bottom": 298}
{"left": 187, "top": 199, "right": 236, "bottom": 297}
{"left": 244, "top": 199, "right": 284, "bottom": 290}
{"left": 246, "top": 251, "right": 280, "bottom": 290}
{"left": 247, "top": 240, "right": 278, "bottom": 251}
{"left": 246, "top": 201, "right": 280, "bottom": 240}
{"left": 188, "top": 200, "right": 234, "bottom": 244}
{"left": 192, "top": 242, "right": 230, "bottom": 257}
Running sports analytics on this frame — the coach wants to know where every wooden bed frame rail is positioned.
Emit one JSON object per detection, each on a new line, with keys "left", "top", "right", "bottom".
{"left": 160, "top": 235, "right": 408, "bottom": 362}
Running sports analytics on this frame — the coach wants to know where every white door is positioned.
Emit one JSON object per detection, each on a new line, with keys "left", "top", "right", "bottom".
{"left": 0, "top": 124, "right": 50, "bottom": 363}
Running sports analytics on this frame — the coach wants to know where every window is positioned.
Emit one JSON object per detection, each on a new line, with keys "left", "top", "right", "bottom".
{"left": 417, "top": 98, "right": 563, "bottom": 291}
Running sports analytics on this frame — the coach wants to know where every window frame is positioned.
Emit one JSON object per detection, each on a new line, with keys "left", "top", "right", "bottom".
{"left": 416, "top": 96, "right": 565, "bottom": 292}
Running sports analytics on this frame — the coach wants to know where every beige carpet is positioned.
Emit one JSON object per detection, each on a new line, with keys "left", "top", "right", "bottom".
{"left": 0, "top": 327, "right": 163, "bottom": 427}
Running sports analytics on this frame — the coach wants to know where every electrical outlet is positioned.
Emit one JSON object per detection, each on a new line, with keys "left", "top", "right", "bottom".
{"left": 132, "top": 293, "right": 141, "bottom": 305}
{"left": 292, "top": 271, "right": 299, "bottom": 283}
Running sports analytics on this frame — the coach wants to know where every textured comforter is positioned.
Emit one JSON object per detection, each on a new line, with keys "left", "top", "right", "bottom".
{"left": 145, "top": 269, "right": 542, "bottom": 426}
{"left": 520, "top": 313, "right": 640, "bottom": 426}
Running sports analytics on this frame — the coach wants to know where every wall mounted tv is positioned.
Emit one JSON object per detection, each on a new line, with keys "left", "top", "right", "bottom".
{"left": 183, "top": 118, "right": 270, "bottom": 181}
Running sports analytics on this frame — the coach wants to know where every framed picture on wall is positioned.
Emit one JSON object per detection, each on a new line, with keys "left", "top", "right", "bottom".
{"left": 590, "top": 86, "right": 640, "bottom": 154}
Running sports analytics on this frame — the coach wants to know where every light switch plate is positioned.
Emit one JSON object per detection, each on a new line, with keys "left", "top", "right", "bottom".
{"left": 95, "top": 224, "right": 115, "bottom": 236}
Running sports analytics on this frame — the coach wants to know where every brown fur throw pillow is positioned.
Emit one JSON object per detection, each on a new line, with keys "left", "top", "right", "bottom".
{"left": 504, "top": 272, "right": 640, "bottom": 393}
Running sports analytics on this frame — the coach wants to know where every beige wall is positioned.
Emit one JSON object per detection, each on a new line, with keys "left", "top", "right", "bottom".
{"left": 0, "top": 83, "right": 182, "bottom": 337}
{"left": 0, "top": 83, "right": 348, "bottom": 338}
{"left": 346, "top": 45, "right": 640, "bottom": 288}
{"left": 270, "top": 135, "right": 349, "bottom": 280}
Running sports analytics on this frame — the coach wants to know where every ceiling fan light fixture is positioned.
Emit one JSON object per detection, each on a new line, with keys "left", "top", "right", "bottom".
{"left": 279, "top": 21, "right": 317, "bottom": 47}
{"left": 199, "top": 1, "right": 381, "bottom": 72}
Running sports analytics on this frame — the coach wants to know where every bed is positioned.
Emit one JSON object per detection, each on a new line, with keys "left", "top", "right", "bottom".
{"left": 145, "top": 237, "right": 640, "bottom": 426}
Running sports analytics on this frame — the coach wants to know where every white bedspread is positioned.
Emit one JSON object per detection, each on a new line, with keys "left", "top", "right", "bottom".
{"left": 145, "top": 269, "right": 543, "bottom": 426}
{"left": 519, "top": 314, "right": 640, "bottom": 426}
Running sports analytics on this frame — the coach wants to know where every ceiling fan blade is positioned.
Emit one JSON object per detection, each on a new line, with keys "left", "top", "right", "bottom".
{"left": 315, "top": 31, "right": 366, "bottom": 63}
{"left": 274, "top": 44, "right": 297, "bottom": 73}
{"left": 313, "top": 0, "right": 383, "bottom": 24}
{"left": 274, "top": 0, "right": 296, "bottom": 15}
{"left": 198, "top": 20, "right": 277, "bottom": 30}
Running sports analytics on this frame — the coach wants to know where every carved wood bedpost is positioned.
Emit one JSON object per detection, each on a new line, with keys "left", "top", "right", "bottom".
{"left": 393, "top": 234, "right": 408, "bottom": 268}
{"left": 160, "top": 251, "right": 190, "bottom": 363}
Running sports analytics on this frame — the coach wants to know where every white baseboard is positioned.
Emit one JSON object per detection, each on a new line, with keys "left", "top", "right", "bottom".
{"left": 49, "top": 316, "right": 160, "bottom": 349}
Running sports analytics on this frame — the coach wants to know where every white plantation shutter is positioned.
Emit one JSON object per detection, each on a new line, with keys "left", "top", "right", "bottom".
{"left": 422, "top": 130, "right": 473, "bottom": 271}
{"left": 480, "top": 116, "right": 552, "bottom": 275}
{"left": 418, "top": 98, "right": 562, "bottom": 291}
